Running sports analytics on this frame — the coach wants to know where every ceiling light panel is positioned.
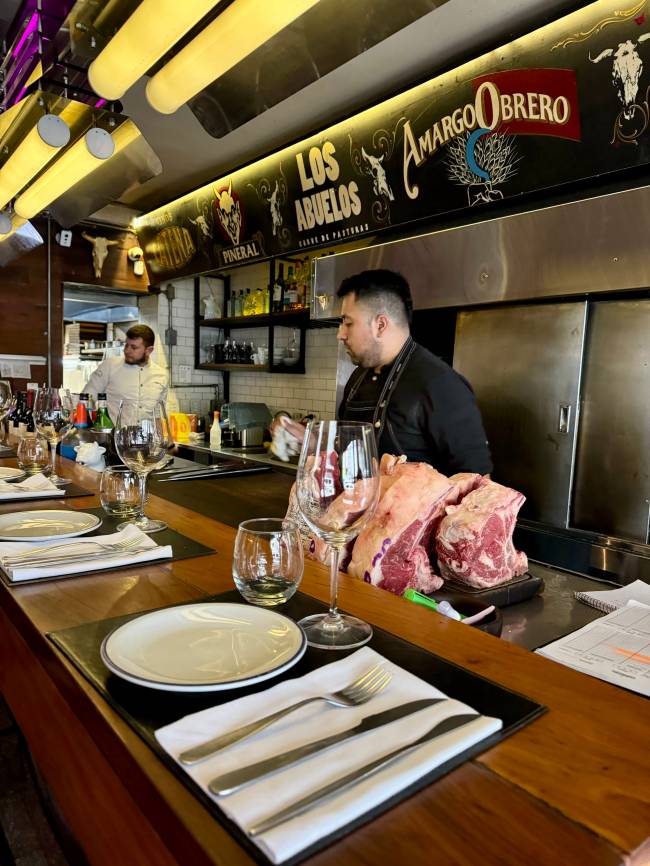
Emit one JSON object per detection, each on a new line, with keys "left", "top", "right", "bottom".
{"left": 145, "top": 0, "right": 321, "bottom": 114}
{"left": 87, "top": 0, "right": 220, "bottom": 100}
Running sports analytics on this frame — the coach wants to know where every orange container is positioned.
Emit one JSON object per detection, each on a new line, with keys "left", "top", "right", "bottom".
{"left": 169, "top": 412, "right": 191, "bottom": 442}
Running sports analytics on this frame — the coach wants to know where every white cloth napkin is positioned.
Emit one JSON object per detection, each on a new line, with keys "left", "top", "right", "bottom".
{"left": 0, "top": 473, "right": 65, "bottom": 500}
{"left": 0, "top": 524, "right": 172, "bottom": 583}
{"left": 156, "top": 646, "right": 502, "bottom": 864}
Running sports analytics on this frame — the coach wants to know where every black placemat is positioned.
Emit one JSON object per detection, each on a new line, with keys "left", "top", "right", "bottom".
{"left": 48, "top": 590, "right": 545, "bottom": 866}
{"left": 1, "top": 510, "right": 215, "bottom": 586}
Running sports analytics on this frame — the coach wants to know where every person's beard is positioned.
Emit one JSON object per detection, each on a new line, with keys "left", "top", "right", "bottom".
{"left": 124, "top": 353, "right": 147, "bottom": 366}
{"left": 346, "top": 340, "right": 382, "bottom": 369}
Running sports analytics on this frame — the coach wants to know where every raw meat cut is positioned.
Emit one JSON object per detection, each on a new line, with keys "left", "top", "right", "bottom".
{"left": 347, "top": 462, "right": 459, "bottom": 594}
{"left": 435, "top": 479, "right": 528, "bottom": 588}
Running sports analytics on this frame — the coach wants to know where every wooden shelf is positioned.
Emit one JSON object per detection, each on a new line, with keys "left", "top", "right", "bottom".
{"left": 199, "top": 309, "right": 310, "bottom": 329}
{"left": 198, "top": 363, "right": 269, "bottom": 372}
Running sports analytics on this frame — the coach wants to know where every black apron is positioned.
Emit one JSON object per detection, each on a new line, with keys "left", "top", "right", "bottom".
{"left": 338, "top": 337, "right": 416, "bottom": 454}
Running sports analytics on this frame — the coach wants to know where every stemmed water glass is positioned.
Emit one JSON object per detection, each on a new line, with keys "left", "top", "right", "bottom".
{"left": 0, "top": 381, "right": 15, "bottom": 452}
{"left": 33, "top": 387, "right": 74, "bottom": 485}
{"left": 295, "top": 420, "right": 380, "bottom": 650}
{"left": 114, "top": 399, "right": 172, "bottom": 533}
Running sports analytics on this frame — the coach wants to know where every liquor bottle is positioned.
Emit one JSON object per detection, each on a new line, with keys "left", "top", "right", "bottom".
{"left": 301, "top": 257, "right": 311, "bottom": 310}
{"left": 253, "top": 287, "right": 264, "bottom": 315}
{"left": 263, "top": 285, "right": 271, "bottom": 314}
{"left": 13, "top": 392, "right": 26, "bottom": 436}
{"left": 272, "top": 264, "right": 285, "bottom": 313}
{"left": 283, "top": 265, "right": 294, "bottom": 311}
{"left": 73, "top": 394, "right": 90, "bottom": 429}
{"left": 223, "top": 339, "right": 232, "bottom": 363}
{"left": 93, "top": 393, "right": 114, "bottom": 430}
{"left": 242, "top": 288, "right": 252, "bottom": 315}
{"left": 24, "top": 387, "right": 35, "bottom": 433}
{"left": 227, "top": 291, "right": 235, "bottom": 318}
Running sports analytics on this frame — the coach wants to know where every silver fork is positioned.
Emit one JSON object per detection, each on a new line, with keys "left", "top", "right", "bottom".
{"left": 1, "top": 535, "right": 146, "bottom": 567}
{"left": 178, "top": 665, "right": 392, "bottom": 766}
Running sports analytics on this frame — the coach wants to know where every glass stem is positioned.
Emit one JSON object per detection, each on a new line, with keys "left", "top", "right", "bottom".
{"left": 138, "top": 473, "right": 147, "bottom": 521}
{"left": 327, "top": 545, "right": 343, "bottom": 624}
{"left": 50, "top": 440, "right": 57, "bottom": 476}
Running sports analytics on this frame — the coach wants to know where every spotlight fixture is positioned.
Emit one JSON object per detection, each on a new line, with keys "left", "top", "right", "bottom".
{"left": 0, "top": 114, "right": 70, "bottom": 210}
{"left": 87, "top": 0, "right": 220, "bottom": 101}
{"left": 146, "top": 0, "right": 321, "bottom": 114}
{"left": 14, "top": 121, "right": 139, "bottom": 220}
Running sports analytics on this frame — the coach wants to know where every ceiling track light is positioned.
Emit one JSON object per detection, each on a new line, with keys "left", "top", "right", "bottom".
{"left": 145, "top": 0, "right": 321, "bottom": 114}
{"left": 87, "top": 0, "right": 220, "bottom": 101}
{"left": 0, "top": 113, "right": 70, "bottom": 210}
{"left": 14, "top": 120, "right": 140, "bottom": 220}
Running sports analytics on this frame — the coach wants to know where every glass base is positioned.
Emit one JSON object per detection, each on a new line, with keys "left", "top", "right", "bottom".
{"left": 298, "top": 612, "right": 373, "bottom": 650}
{"left": 49, "top": 473, "right": 71, "bottom": 486}
{"left": 118, "top": 517, "right": 167, "bottom": 534}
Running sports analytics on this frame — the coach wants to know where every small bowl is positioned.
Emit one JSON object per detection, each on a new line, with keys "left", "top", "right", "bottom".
{"left": 448, "top": 598, "right": 503, "bottom": 636}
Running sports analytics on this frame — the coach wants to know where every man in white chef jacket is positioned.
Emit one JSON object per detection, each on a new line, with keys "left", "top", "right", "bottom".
{"left": 84, "top": 324, "right": 168, "bottom": 421}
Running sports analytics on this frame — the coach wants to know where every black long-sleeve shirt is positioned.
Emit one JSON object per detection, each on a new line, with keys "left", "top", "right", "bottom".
{"left": 339, "top": 342, "right": 492, "bottom": 476}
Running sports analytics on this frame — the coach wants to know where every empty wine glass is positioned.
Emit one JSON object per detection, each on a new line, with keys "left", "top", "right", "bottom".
{"left": 33, "top": 387, "right": 74, "bottom": 485}
{"left": 114, "top": 400, "right": 172, "bottom": 533}
{"left": 295, "top": 420, "right": 380, "bottom": 650}
{"left": 0, "top": 381, "right": 15, "bottom": 452}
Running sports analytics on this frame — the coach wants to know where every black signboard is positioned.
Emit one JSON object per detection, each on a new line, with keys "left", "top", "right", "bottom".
{"left": 135, "top": 0, "right": 650, "bottom": 280}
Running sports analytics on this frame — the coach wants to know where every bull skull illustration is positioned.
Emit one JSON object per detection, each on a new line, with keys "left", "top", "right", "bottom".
{"left": 82, "top": 232, "right": 119, "bottom": 278}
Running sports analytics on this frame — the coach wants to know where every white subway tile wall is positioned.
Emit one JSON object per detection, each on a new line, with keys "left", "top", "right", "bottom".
{"left": 229, "top": 328, "right": 339, "bottom": 419}
{"left": 138, "top": 278, "right": 224, "bottom": 416}
{"left": 138, "top": 277, "right": 340, "bottom": 418}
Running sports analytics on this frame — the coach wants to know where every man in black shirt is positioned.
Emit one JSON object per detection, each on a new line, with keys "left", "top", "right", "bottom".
{"left": 273, "top": 269, "right": 492, "bottom": 476}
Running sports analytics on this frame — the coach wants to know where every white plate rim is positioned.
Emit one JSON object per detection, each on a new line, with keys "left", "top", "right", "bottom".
{"left": 100, "top": 602, "right": 307, "bottom": 692}
{"left": 0, "top": 467, "right": 26, "bottom": 481}
{"left": 0, "top": 509, "right": 102, "bottom": 541}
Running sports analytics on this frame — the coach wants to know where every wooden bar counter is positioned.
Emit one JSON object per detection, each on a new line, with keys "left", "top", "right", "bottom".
{"left": 0, "top": 457, "right": 648, "bottom": 866}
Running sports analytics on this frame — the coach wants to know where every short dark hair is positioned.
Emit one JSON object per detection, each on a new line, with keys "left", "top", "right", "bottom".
{"left": 126, "top": 324, "right": 155, "bottom": 348}
{"left": 337, "top": 269, "right": 413, "bottom": 326}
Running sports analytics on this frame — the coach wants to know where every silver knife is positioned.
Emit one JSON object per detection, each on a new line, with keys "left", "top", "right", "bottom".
{"left": 248, "top": 712, "right": 481, "bottom": 836}
{"left": 208, "top": 699, "right": 444, "bottom": 796}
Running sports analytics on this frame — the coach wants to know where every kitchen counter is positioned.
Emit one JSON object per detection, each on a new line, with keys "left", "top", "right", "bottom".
{"left": 172, "top": 440, "right": 298, "bottom": 474}
{"left": 0, "top": 454, "right": 648, "bottom": 866}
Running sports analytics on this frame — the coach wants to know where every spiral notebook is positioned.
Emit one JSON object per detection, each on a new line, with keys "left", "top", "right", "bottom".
{"left": 574, "top": 579, "right": 650, "bottom": 613}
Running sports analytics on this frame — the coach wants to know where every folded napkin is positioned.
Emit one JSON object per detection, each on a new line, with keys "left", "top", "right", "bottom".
{"left": 0, "top": 524, "right": 172, "bottom": 583}
{"left": 156, "top": 646, "right": 502, "bottom": 864}
{"left": 0, "top": 473, "right": 64, "bottom": 500}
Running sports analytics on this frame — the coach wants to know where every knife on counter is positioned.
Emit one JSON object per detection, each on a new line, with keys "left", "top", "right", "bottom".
{"left": 208, "top": 698, "right": 444, "bottom": 796}
{"left": 155, "top": 465, "right": 271, "bottom": 482}
{"left": 247, "top": 712, "right": 482, "bottom": 836}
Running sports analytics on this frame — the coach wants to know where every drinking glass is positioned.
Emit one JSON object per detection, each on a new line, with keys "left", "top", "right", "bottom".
{"left": 16, "top": 434, "right": 50, "bottom": 474}
{"left": 233, "top": 518, "right": 303, "bottom": 606}
{"left": 114, "top": 400, "right": 172, "bottom": 533}
{"left": 295, "top": 421, "right": 380, "bottom": 650}
{"left": 33, "top": 387, "right": 74, "bottom": 485}
{"left": 0, "top": 381, "right": 15, "bottom": 452}
{"left": 100, "top": 466, "right": 143, "bottom": 519}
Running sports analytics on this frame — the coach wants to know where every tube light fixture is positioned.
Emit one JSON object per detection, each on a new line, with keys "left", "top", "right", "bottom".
{"left": 0, "top": 114, "right": 70, "bottom": 210}
{"left": 146, "top": 0, "right": 321, "bottom": 114}
{"left": 87, "top": 0, "right": 220, "bottom": 101}
{"left": 14, "top": 120, "right": 140, "bottom": 220}
{"left": 0, "top": 214, "right": 27, "bottom": 241}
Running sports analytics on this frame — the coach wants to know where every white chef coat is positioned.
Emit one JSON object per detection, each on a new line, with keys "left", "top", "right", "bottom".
{"left": 83, "top": 356, "right": 169, "bottom": 421}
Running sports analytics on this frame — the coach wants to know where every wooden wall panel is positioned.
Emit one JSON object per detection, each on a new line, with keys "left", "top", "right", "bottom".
{"left": 0, "top": 219, "right": 154, "bottom": 390}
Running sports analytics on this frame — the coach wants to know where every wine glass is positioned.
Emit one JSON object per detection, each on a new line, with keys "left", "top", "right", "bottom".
{"left": 0, "top": 381, "right": 15, "bottom": 452}
{"left": 295, "top": 421, "right": 380, "bottom": 650}
{"left": 114, "top": 400, "right": 172, "bottom": 533}
{"left": 33, "top": 387, "right": 74, "bottom": 485}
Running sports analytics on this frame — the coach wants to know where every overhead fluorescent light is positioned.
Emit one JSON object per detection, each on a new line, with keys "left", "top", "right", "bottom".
{"left": 87, "top": 0, "right": 220, "bottom": 101}
{"left": 0, "top": 213, "right": 26, "bottom": 241}
{"left": 14, "top": 121, "right": 140, "bottom": 220}
{"left": 146, "top": 0, "right": 320, "bottom": 114}
{"left": 0, "top": 114, "right": 70, "bottom": 210}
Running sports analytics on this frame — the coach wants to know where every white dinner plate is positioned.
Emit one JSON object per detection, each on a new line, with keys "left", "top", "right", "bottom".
{"left": 0, "top": 510, "right": 101, "bottom": 541}
{"left": 0, "top": 467, "right": 25, "bottom": 481}
{"left": 101, "top": 602, "right": 307, "bottom": 692}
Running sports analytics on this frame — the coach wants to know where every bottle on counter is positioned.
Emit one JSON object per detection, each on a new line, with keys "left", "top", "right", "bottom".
{"left": 73, "top": 394, "right": 90, "bottom": 429}
{"left": 93, "top": 393, "right": 114, "bottom": 430}
{"left": 12, "top": 391, "right": 27, "bottom": 437}
{"left": 209, "top": 410, "right": 222, "bottom": 451}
